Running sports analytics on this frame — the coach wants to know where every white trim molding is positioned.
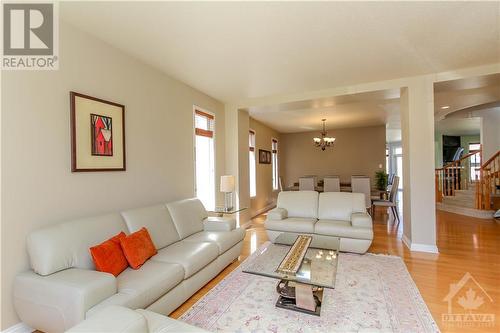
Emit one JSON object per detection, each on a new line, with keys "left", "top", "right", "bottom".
{"left": 402, "top": 234, "right": 439, "bottom": 254}
{"left": 251, "top": 203, "right": 276, "bottom": 219}
{"left": 2, "top": 322, "right": 33, "bottom": 333}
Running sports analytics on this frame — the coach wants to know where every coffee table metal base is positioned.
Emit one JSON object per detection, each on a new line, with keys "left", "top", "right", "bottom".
{"left": 275, "top": 280, "right": 324, "bottom": 316}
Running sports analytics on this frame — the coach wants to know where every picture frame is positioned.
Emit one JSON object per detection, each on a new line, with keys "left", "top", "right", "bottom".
{"left": 70, "top": 92, "right": 126, "bottom": 172}
{"left": 259, "top": 149, "right": 272, "bottom": 164}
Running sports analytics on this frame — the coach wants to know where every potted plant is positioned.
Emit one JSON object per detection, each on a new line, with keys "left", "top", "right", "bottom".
{"left": 375, "top": 171, "right": 389, "bottom": 200}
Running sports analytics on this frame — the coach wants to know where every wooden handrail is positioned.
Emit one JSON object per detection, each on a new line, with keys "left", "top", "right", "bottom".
{"left": 434, "top": 149, "right": 482, "bottom": 204}
{"left": 442, "top": 150, "right": 481, "bottom": 170}
{"left": 476, "top": 149, "right": 499, "bottom": 210}
{"left": 481, "top": 150, "right": 500, "bottom": 169}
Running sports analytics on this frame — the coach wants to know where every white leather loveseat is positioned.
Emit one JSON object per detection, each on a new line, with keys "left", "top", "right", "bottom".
{"left": 14, "top": 198, "right": 245, "bottom": 333}
{"left": 265, "top": 191, "right": 373, "bottom": 253}
{"left": 66, "top": 306, "right": 207, "bottom": 333}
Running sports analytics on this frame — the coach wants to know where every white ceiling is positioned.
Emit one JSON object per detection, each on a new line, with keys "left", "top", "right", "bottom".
{"left": 248, "top": 89, "right": 402, "bottom": 142}
{"left": 435, "top": 118, "right": 481, "bottom": 136}
{"left": 434, "top": 73, "right": 500, "bottom": 119}
{"left": 61, "top": 2, "right": 500, "bottom": 102}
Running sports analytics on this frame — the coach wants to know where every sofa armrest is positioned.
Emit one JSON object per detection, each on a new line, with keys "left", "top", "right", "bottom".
{"left": 267, "top": 208, "right": 288, "bottom": 220}
{"left": 203, "top": 217, "right": 236, "bottom": 231}
{"left": 351, "top": 212, "right": 373, "bottom": 228}
{"left": 137, "top": 309, "right": 210, "bottom": 332}
{"left": 14, "top": 268, "right": 117, "bottom": 333}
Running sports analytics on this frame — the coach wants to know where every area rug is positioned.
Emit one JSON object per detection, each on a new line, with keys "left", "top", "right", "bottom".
{"left": 180, "top": 242, "right": 439, "bottom": 333}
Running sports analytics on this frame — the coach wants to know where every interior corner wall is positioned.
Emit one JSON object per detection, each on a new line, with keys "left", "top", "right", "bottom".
{"left": 249, "top": 117, "right": 280, "bottom": 217}
{"left": 1, "top": 22, "right": 225, "bottom": 330}
{"left": 279, "top": 125, "right": 386, "bottom": 186}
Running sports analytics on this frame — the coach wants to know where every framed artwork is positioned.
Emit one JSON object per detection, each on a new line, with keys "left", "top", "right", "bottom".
{"left": 70, "top": 92, "right": 126, "bottom": 172}
{"left": 259, "top": 149, "right": 272, "bottom": 164}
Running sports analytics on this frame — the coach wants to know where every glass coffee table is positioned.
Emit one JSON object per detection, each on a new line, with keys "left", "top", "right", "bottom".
{"left": 243, "top": 233, "right": 340, "bottom": 316}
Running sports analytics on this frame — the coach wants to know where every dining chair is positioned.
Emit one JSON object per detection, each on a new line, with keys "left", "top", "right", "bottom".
{"left": 351, "top": 176, "right": 371, "bottom": 209}
{"left": 299, "top": 177, "right": 315, "bottom": 191}
{"left": 323, "top": 176, "right": 340, "bottom": 192}
{"left": 372, "top": 176, "right": 400, "bottom": 225}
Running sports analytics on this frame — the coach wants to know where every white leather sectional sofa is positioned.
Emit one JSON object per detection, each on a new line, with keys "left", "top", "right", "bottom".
{"left": 14, "top": 198, "right": 245, "bottom": 333}
{"left": 66, "top": 306, "right": 207, "bottom": 333}
{"left": 265, "top": 191, "right": 373, "bottom": 253}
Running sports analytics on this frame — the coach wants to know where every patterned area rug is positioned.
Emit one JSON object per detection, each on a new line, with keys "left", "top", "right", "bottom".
{"left": 180, "top": 242, "right": 439, "bottom": 333}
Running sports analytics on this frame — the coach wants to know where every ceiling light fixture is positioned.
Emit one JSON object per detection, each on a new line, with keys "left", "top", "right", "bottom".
{"left": 441, "top": 105, "right": 450, "bottom": 109}
{"left": 313, "top": 119, "right": 335, "bottom": 151}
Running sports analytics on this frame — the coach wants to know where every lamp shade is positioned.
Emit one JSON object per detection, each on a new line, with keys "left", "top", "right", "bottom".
{"left": 220, "top": 175, "right": 235, "bottom": 193}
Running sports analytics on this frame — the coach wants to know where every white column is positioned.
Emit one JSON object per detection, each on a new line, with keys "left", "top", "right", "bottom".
{"left": 400, "top": 76, "right": 438, "bottom": 253}
{"left": 224, "top": 105, "right": 251, "bottom": 226}
{"left": 480, "top": 108, "right": 500, "bottom": 160}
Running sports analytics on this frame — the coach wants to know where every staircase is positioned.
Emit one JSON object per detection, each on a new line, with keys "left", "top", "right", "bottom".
{"left": 442, "top": 183, "right": 476, "bottom": 208}
{"left": 435, "top": 148, "right": 499, "bottom": 219}
{"left": 438, "top": 182, "right": 494, "bottom": 218}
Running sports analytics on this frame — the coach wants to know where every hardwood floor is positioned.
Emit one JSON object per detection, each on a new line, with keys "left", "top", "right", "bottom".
{"left": 171, "top": 208, "right": 500, "bottom": 333}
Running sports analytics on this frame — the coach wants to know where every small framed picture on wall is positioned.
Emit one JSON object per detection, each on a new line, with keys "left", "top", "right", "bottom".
{"left": 259, "top": 149, "right": 271, "bottom": 164}
{"left": 70, "top": 92, "right": 126, "bottom": 172}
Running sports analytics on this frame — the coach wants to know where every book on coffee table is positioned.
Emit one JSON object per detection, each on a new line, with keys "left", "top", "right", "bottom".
{"left": 276, "top": 235, "right": 312, "bottom": 275}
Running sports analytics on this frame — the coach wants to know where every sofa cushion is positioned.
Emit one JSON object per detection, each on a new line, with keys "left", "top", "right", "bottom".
{"left": 151, "top": 241, "right": 218, "bottom": 278}
{"left": 121, "top": 204, "right": 180, "bottom": 249}
{"left": 265, "top": 217, "right": 317, "bottom": 233}
{"left": 67, "top": 306, "right": 148, "bottom": 333}
{"left": 318, "top": 192, "right": 366, "bottom": 221}
{"left": 315, "top": 219, "right": 373, "bottom": 240}
{"left": 183, "top": 228, "right": 245, "bottom": 254}
{"left": 117, "top": 260, "right": 184, "bottom": 309}
{"left": 276, "top": 191, "right": 319, "bottom": 218}
{"left": 27, "top": 213, "right": 128, "bottom": 276}
{"left": 166, "top": 198, "right": 207, "bottom": 239}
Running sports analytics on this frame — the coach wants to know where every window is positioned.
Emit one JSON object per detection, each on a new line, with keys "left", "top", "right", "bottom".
{"left": 249, "top": 130, "right": 256, "bottom": 197}
{"left": 469, "top": 143, "right": 481, "bottom": 181}
{"left": 194, "top": 109, "right": 215, "bottom": 210}
{"left": 272, "top": 138, "right": 279, "bottom": 190}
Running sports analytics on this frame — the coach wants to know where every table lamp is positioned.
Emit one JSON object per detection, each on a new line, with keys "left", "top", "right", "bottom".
{"left": 220, "top": 175, "right": 235, "bottom": 212}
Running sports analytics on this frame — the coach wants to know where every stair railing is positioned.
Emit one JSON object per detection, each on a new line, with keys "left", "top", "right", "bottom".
{"left": 476, "top": 150, "right": 500, "bottom": 210}
{"left": 435, "top": 149, "right": 482, "bottom": 203}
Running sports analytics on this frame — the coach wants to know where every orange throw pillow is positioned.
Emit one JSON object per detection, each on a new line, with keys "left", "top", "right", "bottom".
{"left": 90, "top": 232, "right": 128, "bottom": 276}
{"left": 120, "top": 227, "right": 157, "bottom": 269}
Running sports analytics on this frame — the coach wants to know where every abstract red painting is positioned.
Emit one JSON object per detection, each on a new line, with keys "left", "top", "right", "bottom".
{"left": 91, "top": 114, "right": 113, "bottom": 156}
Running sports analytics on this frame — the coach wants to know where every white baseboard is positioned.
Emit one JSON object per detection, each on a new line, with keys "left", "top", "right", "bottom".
{"left": 251, "top": 203, "right": 276, "bottom": 218}
{"left": 402, "top": 234, "right": 411, "bottom": 250}
{"left": 2, "top": 322, "right": 33, "bottom": 333}
{"left": 402, "top": 234, "right": 439, "bottom": 254}
{"left": 239, "top": 220, "right": 252, "bottom": 229}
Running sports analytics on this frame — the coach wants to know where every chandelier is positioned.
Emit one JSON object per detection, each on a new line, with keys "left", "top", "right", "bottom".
{"left": 313, "top": 119, "right": 335, "bottom": 151}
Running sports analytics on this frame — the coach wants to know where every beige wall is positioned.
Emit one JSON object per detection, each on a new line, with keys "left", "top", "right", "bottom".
{"left": 280, "top": 125, "right": 386, "bottom": 187}
{"left": 1, "top": 22, "right": 225, "bottom": 329}
{"left": 249, "top": 118, "right": 280, "bottom": 217}
{"left": 481, "top": 108, "right": 500, "bottom": 160}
